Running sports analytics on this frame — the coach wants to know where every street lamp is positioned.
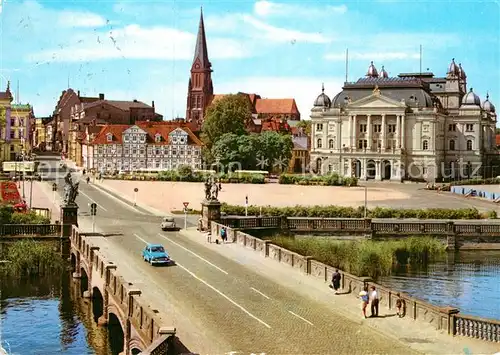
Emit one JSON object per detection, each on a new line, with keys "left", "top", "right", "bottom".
{"left": 52, "top": 183, "right": 58, "bottom": 205}
{"left": 21, "top": 136, "right": 26, "bottom": 200}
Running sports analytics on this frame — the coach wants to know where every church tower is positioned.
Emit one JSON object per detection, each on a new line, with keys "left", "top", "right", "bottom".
{"left": 186, "top": 8, "right": 213, "bottom": 130}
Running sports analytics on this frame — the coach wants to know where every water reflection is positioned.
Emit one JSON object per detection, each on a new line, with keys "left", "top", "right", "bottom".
{"left": 380, "top": 251, "right": 500, "bottom": 320}
{"left": 0, "top": 271, "right": 111, "bottom": 355}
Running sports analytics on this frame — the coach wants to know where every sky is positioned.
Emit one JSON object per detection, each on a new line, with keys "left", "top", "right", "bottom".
{"left": 0, "top": 0, "right": 499, "bottom": 119}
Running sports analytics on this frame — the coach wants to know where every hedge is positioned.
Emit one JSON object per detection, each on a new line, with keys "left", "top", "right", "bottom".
{"left": 279, "top": 173, "right": 358, "bottom": 186}
{"left": 0, "top": 205, "right": 50, "bottom": 224}
{"left": 220, "top": 203, "right": 494, "bottom": 219}
{"left": 450, "top": 178, "right": 500, "bottom": 186}
{"left": 105, "top": 171, "right": 265, "bottom": 184}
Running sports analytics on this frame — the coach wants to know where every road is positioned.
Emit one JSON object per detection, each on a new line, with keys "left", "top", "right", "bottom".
{"left": 35, "top": 155, "right": 420, "bottom": 354}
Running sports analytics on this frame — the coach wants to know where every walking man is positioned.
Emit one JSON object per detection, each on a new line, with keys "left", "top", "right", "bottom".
{"left": 370, "top": 286, "right": 379, "bottom": 317}
{"left": 331, "top": 269, "right": 341, "bottom": 294}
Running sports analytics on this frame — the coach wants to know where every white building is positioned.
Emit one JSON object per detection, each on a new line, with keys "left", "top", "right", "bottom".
{"left": 310, "top": 60, "right": 497, "bottom": 181}
{"left": 89, "top": 122, "right": 203, "bottom": 172}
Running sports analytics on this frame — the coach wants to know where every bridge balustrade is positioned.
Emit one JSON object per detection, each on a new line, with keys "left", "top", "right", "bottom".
{"left": 0, "top": 224, "right": 61, "bottom": 236}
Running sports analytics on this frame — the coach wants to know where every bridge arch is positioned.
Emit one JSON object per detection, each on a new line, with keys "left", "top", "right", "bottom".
{"left": 131, "top": 349, "right": 141, "bottom": 355}
{"left": 91, "top": 287, "right": 104, "bottom": 323}
{"left": 129, "top": 337, "right": 147, "bottom": 355}
{"left": 70, "top": 252, "right": 77, "bottom": 272}
{"left": 108, "top": 312, "right": 125, "bottom": 355}
{"left": 80, "top": 267, "right": 89, "bottom": 295}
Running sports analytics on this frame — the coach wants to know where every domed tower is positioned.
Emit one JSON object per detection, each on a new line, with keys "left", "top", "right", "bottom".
{"left": 461, "top": 88, "right": 481, "bottom": 106}
{"left": 447, "top": 58, "right": 459, "bottom": 78}
{"left": 379, "top": 65, "right": 388, "bottom": 78}
{"left": 483, "top": 93, "right": 496, "bottom": 114}
{"left": 366, "top": 61, "right": 378, "bottom": 78}
{"left": 313, "top": 83, "right": 331, "bottom": 109}
{"left": 445, "top": 58, "right": 461, "bottom": 109}
{"left": 458, "top": 63, "right": 467, "bottom": 93}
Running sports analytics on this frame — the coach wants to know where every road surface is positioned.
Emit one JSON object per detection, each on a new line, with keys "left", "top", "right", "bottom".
{"left": 36, "top": 155, "right": 419, "bottom": 354}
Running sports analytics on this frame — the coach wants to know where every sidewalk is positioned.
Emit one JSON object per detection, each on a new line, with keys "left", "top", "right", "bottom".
{"left": 179, "top": 227, "right": 499, "bottom": 355}
{"left": 26, "top": 181, "right": 62, "bottom": 223}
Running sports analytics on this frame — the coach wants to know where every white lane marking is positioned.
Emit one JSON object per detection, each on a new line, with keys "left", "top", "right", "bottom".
{"left": 137, "top": 233, "right": 269, "bottom": 328}
{"left": 79, "top": 190, "right": 108, "bottom": 211}
{"left": 158, "top": 233, "right": 228, "bottom": 275}
{"left": 134, "top": 233, "right": 150, "bottom": 245}
{"left": 250, "top": 287, "right": 271, "bottom": 300}
{"left": 288, "top": 310, "right": 314, "bottom": 326}
{"left": 87, "top": 182, "right": 145, "bottom": 215}
{"left": 175, "top": 261, "right": 271, "bottom": 329}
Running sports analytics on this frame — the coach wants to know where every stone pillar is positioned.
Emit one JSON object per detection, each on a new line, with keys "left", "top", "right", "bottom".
{"left": 360, "top": 158, "right": 367, "bottom": 181}
{"left": 337, "top": 119, "right": 342, "bottom": 151}
{"left": 352, "top": 115, "right": 357, "bottom": 148}
{"left": 375, "top": 161, "right": 382, "bottom": 181}
{"left": 396, "top": 115, "right": 401, "bottom": 148}
{"left": 60, "top": 204, "right": 78, "bottom": 259}
{"left": 401, "top": 115, "right": 406, "bottom": 149}
{"left": 348, "top": 116, "right": 352, "bottom": 148}
{"left": 124, "top": 290, "right": 142, "bottom": 355}
{"left": 347, "top": 159, "right": 352, "bottom": 177}
{"left": 367, "top": 115, "right": 372, "bottom": 150}
{"left": 201, "top": 200, "right": 222, "bottom": 231}
{"left": 381, "top": 114, "right": 386, "bottom": 150}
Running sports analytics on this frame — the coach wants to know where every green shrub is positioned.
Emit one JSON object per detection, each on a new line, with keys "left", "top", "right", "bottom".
{"left": 106, "top": 170, "right": 265, "bottom": 184}
{"left": 0, "top": 240, "right": 65, "bottom": 277}
{"left": 270, "top": 236, "right": 445, "bottom": 278}
{"left": 220, "top": 203, "right": 492, "bottom": 219}
{"left": 0, "top": 205, "right": 50, "bottom": 225}
{"left": 279, "top": 173, "right": 358, "bottom": 186}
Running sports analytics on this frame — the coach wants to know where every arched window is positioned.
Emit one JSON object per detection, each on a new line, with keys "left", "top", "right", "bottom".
{"left": 467, "top": 139, "right": 473, "bottom": 151}
{"left": 422, "top": 140, "right": 429, "bottom": 150}
{"left": 328, "top": 139, "right": 335, "bottom": 149}
{"left": 317, "top": 138, "right": 323, "bottom": 148}
{"left": 449, "top": 140, "right": 455, "bottom": 151}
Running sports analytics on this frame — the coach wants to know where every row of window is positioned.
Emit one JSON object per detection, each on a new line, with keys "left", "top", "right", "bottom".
{"left": 96, "top": 147, "right": 200, "bottom": 156}
{"left": 9, "top": 119, "right": 25, "bottom": 127}
{"left": 96, "top": 162, "right": 201, "bottom": 170}
{"left": 316, "top": 138, "right": 476, "bottom": 151}
{"left": 118, "top": 133, "right": 188, "bottom": 144}
{"left": 317, "top": 122, "right": 477, "bottom": 133}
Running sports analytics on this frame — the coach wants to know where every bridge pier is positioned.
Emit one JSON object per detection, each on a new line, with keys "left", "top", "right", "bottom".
{"left": 201, "top": 200, "right": 221, "bottom": 231}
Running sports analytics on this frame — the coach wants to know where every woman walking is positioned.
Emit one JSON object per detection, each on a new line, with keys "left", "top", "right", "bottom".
{"left": 359, "top": 287, "right": 369, "bottom": 319}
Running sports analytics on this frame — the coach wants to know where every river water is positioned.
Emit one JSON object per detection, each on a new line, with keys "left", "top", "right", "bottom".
{"left": 380, "top": 251, "right": 500, "bottom": 320}
{"left": 0, "top": 271, "right": 112, "bottom": 355}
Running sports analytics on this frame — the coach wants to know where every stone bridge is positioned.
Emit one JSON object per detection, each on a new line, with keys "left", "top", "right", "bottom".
{"left": 68, "top": 225, "right": 176, "bottom": 355}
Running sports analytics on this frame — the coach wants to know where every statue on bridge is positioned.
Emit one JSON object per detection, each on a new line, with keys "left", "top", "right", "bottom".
{"left": 63, "top": 172, "right": 79, "bottom": 206}
{"left": 204, "top": 176, "right": 219, "bottom": 201}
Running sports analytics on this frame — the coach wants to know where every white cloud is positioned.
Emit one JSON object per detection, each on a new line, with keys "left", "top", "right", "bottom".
{"left": 28, "top": 24, "right": 250, "bottom": 62}
{"left": 57, "top": 10, "right": 107, "bottom": 28}
{"left": 242, "top": 15, "right": 331, "bottom": 44}
{"left": 325, "top": 51, "right": 420, "bottom": 61}
{"left": 254, "top": 0, "right": 347, "bottom": 17}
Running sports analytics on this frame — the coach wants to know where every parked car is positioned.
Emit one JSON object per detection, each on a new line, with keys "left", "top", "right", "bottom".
{"left": 161, "top": 216, "right": 177, "bottom": 231}
{"left": 142, "top": 244, "right": 171, "bottom": 265}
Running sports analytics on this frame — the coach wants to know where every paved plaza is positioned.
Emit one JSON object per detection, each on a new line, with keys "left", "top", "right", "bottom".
{"left": 100, "top": 179, "right": 500, "bottom": 215}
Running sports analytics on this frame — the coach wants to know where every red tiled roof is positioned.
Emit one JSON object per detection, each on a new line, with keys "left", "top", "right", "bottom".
{"left": 91, "top": 122, "right": 202, "bottom": 146}
{"left": 255, "top": 98, "right": 299, "bottom": 115}
{"left": 496, "top": 134, "right": 500, "bottom": 146}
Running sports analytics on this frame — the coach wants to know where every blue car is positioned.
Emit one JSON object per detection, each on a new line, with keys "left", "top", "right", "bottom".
{"left": 142, "top": 244, "right": 171, "bottom": 265}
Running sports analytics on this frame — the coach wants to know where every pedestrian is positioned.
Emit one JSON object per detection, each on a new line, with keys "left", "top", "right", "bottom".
{"left": 206, "top": 231, "right": 212, "bottom": 243}
{"left": 82, "top": 169, "right": 86, "bottom": 175}
{"left": 395, "top": 293, "right": 405, "bottom": 318}
{"left": 86, "top": 176, "right": 90, "bottom": 184}
{"left": 370, "top": 286, "right": 379, "bottom": 317}
{"left": 331, "top": 269, "right": 341, "bottom": 294}
{"left": 359, "top": 287, "right": 369, "bottom": 319}
{"left": 220, "top": 227, "right": 227, "bottom": 243}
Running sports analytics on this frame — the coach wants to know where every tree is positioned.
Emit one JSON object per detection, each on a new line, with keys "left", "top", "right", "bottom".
{"left": 254, "top": 131, "right": 293, "bottom": 172}
{"left": 201, "top": 94, "right": 252, "bottom": 151}
{"left": 211, "top": 133, "right": 257, "bottom": 171}
{"left": 296, "top": 120, "right": 311, "bottom": 135}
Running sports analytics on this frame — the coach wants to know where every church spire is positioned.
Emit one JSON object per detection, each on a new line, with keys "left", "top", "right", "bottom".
{"left": 192, "top": 7, "right": 211, "bottom": 70}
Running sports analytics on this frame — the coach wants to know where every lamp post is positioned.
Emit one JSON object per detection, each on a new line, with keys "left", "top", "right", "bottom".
{"left": 364, "top": 185, "right": 368, "bottom": 218}
{"left": 21, "top": 137, "right": 26, "bottom": 200}
{"left": 52, "top": 183, "right": 58, "bottom": 206}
